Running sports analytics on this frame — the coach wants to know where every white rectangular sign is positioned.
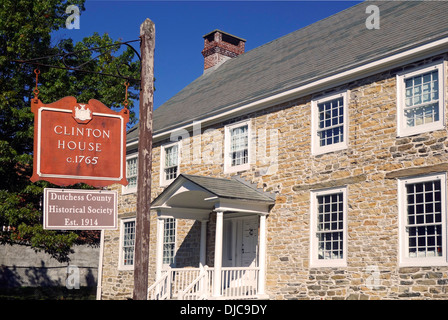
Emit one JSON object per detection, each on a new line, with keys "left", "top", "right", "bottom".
{"left": 43, "top": 188, "right": 118, "bottom": 230}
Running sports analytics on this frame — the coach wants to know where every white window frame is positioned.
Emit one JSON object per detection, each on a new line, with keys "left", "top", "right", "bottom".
{"left": 162, "top": 218, "right": 177, "bottom": 267}
{"left": 122, "top": 153, "right": 138, "bottom": 195}
{"left": 160, "top": 141, "right": 181, "bottom": 187}
{"left": 311, "top": 91, "right": 348, "bottom": 155}
{"left": 398, "top": 173, "right": 447, "bottom": 267}
{"left": 310, "top": 186, "right": 347, "bottom": 268}
{"left": 224, "top": 120, "right": 252, "bottom": 174}
{"left": 396, "top": 61, "right": 445, "bottom": 137}
{"left": 118, "top": 217, "right": 136, "bottom": 270}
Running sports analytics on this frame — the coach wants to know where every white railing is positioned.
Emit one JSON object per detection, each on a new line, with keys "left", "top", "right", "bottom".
{"left": 221, "top": 267, "right": 259, "bottom": 300}
{"left": 149, "top": 266, "right": 260, "bottom": 300}
{"left": 178, "top": 266, "right": 213, "bottom": 300}
{"left": 171, "top": 267, "right": 201, "bottom": 298}
{"left": 147, "top": 270, "right": 171, "bottom": 300}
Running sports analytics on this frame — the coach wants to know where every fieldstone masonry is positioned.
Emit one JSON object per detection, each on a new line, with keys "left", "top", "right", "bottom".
{"left": 100, "top": 54, "right": 448, "bottom": 299}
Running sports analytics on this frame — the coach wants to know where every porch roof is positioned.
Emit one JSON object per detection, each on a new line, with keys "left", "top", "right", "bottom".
{"left": 183, "top": 174, "right": 275, "bottom": 202}
{"left": 151, "top": 174, "right": 275, "bottom": 219}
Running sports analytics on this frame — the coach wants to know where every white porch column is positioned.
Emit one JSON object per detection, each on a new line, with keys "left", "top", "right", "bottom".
{"left": 258, "top": 213, "right": 267, "bottom": 296}
{"left": 155, "top": 217, "right": 165, "bottom": 279}
{"left": 199, "top": 220, "right": 207, "bottom": 268}
{"left": 212, "top": 210, "right": 224, "bottom": 298}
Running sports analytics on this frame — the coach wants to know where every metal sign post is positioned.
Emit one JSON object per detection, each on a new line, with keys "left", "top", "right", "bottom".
{"left": 133, "top": 18, "right": 155, "bottom": 300}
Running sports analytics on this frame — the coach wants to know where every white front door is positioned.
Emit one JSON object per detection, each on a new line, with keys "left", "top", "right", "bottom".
{"left": 222, "top": 216, "right": 258, "bottom": 267}
{"left": 241, "top": 217, "right": 258, "bottom": 267}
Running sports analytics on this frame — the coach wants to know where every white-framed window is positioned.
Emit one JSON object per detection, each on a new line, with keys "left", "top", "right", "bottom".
{"left": 224, "top": 120, "right": 251, "bottom": 173}
{"left": 160, "top": 141, "right": 180, "bottom": 187}
{"left": 163, "top": 218, "right": 176, "bottom": 266}
{"left": 122, "top": 154, "right": 138, "bottom": 194}
{"left": 119, "top": 218, "right": 136, "bottom": 270}
{"left": 311, "top": 91, "right": 348, "bottom": 155}
{"left": 396, "top": 61, "right": 445, "bottom": 137}
{"left": 310, "top": 187, "right": 347, "bottom": 267}
{"left": 398, "top": 173, "right": 447, "bottom": 267}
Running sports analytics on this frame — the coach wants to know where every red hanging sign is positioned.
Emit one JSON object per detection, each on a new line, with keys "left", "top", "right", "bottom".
{"left": 30, "top": 96, "right": 129, "bottom": 187}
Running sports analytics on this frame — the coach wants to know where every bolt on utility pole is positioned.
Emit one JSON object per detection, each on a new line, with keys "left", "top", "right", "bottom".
{"left": 133, "top": 18, "right": 155, "bottom": 300}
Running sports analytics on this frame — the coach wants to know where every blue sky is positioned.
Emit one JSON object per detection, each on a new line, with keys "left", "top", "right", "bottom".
{"left": 54, "top": 1, "right": 362, "bottom": 114}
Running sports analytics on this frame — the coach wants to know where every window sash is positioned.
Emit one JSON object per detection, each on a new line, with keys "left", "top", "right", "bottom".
{"left": 310, "top": 187, "right": 347, "bottom": 267}
{"left": 317, "top": 97, "right": 344, "bottom": 147}
{"left": 399, "top": 174, "right": 447, "bottom": 266}
{"left": 230, "top": 125, "right": 249, "bottom": 166}
{"left": 161, "top": 143, "right": 179, "bottom": 184}
{"left": 404, "top": 70, "right": 439, "bottom": 128}
{"left": 405, "top": 180, "right": 443, "bottom": 258}
{"left": 316, "top": 192, "right": 344, "bottom": 260}
{"left": 397, "top": 62, "right": 445, "bottom": 137}
{"left": 122, "top": 220, "right": 135, "bottom": 266}
{"left": 126, "top": 157, "right": 138, "bottom": 189}
{"left": 163, "top": 218, "right": 176, "bottom": 265}
{"left": 164, "top": 145, "right": 178, "bottom": 168}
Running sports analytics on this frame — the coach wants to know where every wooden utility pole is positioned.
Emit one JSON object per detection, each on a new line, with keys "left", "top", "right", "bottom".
{"left": 133, "top": 18, "right": 155, "bottom": 300}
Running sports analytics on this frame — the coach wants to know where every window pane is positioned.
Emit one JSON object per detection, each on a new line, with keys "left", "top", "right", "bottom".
{"left": 317, "top": 97, "right": 344, "bottom": 147}
{"left": 405, "top": 180, "right": 443, "bottom": 258}
{"left": 122, "top": 221, "right": 135, "bottom": 266}
{"left": 165, "top": 145, "right": 178, "bottom": 167}
{"left": 316, "top": 192, "right": 344, "bottom": 260}
{"left": 230, "top": 125, "right": 248, "bottom": 166}
{"left": 126, "top": 158, "right": 138, "bottom": 188}
{"left": 404, "top": 70, "right": 439, "bottom": 128}
{"left": 164, "top": 145, "right": 179, "bottom": 181}
{"left": 163, "top": 218, "right": 176, "bottom": 265}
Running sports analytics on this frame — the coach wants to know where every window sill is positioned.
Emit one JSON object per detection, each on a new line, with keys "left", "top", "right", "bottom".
{"left": 397, "top": 123, "right": 444, "bottom": 138}
{"left": 309, "top": 260, "right": 347, "bottom": 268}
{"left": 118, "top": 265, "right": 134, "bottom": 271}
{"left": 312, "top": 143, "right": 348, "bottom": 156}
{"left": 224, "top": 163, "right": 250, "bottom": 174}
{"left": 121, "top": 187, "right": 137, "bottom": 195}
{"left": 399, "top": 258, "right": 448, "bottom": 268}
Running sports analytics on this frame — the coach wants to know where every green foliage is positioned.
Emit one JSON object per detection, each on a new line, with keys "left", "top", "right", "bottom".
{"left": 0, "top": 0, "right": 140, "bottom": 262}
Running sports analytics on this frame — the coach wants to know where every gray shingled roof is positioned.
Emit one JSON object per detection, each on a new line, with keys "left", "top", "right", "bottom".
{"left": 181, "top": 174, "right": 275, "bottom": 203}
{"left": 128, "top": 0, "right": 448, "bottom": 142}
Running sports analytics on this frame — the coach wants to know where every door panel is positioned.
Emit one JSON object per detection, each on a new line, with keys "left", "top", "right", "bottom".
{"left": 241, "top": 217, "right": 258, "bottom": 267}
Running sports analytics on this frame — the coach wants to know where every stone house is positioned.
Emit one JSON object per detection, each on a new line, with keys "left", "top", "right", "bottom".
{"left": 98, "top": 1, "right": 448, "bottom": 300}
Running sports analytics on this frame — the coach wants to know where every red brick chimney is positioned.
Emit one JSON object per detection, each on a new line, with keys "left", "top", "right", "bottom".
{"left": 202, "top": 30, "right": 246, "bottom": 73}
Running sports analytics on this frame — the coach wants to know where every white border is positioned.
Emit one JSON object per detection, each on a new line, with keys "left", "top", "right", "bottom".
{"left": 36, "top": 107, "right": 125, "bottom": 181}
{"left": 162, "top": 217, "right": 177, "bottom": 268}
{"left": 311, "top": 91, "right": 348, "bottom": 155}
{"left": 118, "top": 217, "right": 136, "bottom": 270}
{"left": 224, "top": 120, "right": 252, "bottom": 174}
{"left": 396, "top": 60, "right": 446, "bottom": 137}
{"left": 309, "top": 186, "right": 348, "bottom": 268}
{"left": 160, "top": 140, "right": 181, "bottom": 187}
{"left": 397, "top": 173, "right": 448, "bottom": 267}
{"left": 43, "top": 188, "right": 118, "bottom": 230}
{"left": 122, "top": 153, "right": 138, "bottom": 195}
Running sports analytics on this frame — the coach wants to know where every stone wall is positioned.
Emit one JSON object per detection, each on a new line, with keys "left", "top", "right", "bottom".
{"left": 0, "top": 244, "right": 99, "bottom": 288}
{"left": 100, "top": 54, "right": 448, "bottom": 299}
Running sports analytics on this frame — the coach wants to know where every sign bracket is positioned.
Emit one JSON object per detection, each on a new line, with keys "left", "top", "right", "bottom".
{"left": 13, "top": 39, "right": 142, "bottom": 84}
